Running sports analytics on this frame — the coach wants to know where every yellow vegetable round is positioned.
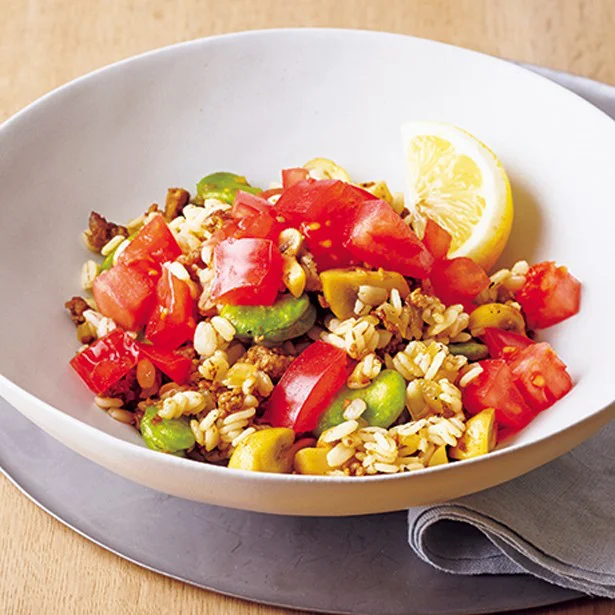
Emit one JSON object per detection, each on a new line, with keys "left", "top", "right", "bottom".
{"left": 449, "top": 408, "right": 497, "bottom": 461}
{"left": 294, "top": 447, "right": 332, "bottom": 475}
{"left": 228, "top": 428, "right": 295, "bottom": 473}
{"left": 469, "top": 303, "right": 526, "bottom": 337}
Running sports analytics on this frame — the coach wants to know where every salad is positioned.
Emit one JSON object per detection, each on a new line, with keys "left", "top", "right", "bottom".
{"left": 65, "top": 123, "right": 581, "bottom": 476}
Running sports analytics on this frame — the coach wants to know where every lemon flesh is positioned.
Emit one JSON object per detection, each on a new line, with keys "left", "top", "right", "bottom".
{"left": 402, "top": 121, "right": 513, "bottom": 271}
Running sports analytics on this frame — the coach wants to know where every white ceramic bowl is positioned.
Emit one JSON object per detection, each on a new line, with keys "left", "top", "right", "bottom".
{"left": 1, "top": 29, "right": 614, "bottom": 516}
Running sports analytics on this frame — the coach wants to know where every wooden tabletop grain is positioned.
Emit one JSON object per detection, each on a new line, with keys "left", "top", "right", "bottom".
{"left": 2, "top": 1, "right": 614, "bottom": 613}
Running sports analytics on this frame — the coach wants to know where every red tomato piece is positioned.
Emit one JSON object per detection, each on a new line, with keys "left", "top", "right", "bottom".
{"left": 429, "top": 257, "right": 489, "bottom": 308}
{"left": 235, "top": 215, "right": 282, "bottom": 242}
{"left": 282, "top": 167, "right": 309, "bottom": 189}
{"left": 261, "top": 341, "right": 348, "bottom": 433}
{"left": 516, "top": 261, "right": 581, "bottom": 329}
{"left": 118, "top": 214, "right": 182, "bottom": 273}
{"left": 260, "top": 187, "right": 284, "bottom": 201}
{"left": 346, "top": 199, "right": 434, "bottom": 278}
{"left": 93, "top": 264, "right": 156, "bottom": 331}
{"left": 463, "top": 359, "right": 535, "bottom": 430}
{"left": 137, "top": 343, "right": 192, "bottom": 384}
{"left": 210, "top": 238, "right": 283, "bottom": 306}
{"left": 232, "top": 191, "right": 273, "bottom": 218}
{"left": 145, "top": 265, "right": 197, "bottom": 351}
{"left": 508, "top": 342, "right": 572, "bottom": 412}
{"left": 275, "top": 179, "right": 376, "bottom": 225}
{"left": 275, "top": 179, "right": 376, "bottom": 269}
{"left": 481, "top": 328, "right": 534, "bottom": 361}
{"left": 232, "top": 191, "right": 282, "bottom": 241}
{"left": 423, "top": 218, "right": 452, "bottom": 260}
{"left": 70, "top": 329, "right": 140, "bottom": 395}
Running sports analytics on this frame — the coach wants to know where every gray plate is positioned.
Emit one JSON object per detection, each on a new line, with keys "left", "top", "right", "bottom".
{"left": 2, "top": 63, "right": 612, "bottom": 615}
{"left": 0, "top": 401, "right": 578, "bottom": 614}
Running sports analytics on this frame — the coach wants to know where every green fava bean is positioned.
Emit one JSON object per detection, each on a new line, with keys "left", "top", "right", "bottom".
{"left": 315, "top": 370, "right": 406, "bottom": 436}
{"left": 447, "top": 341, "right": 489, "bottom": 361}
{"left": 196, "top": 172, "right": 261, "bottom": 204}
{"left": 221, "top": 294, "right": 317, "bottom": 342}
{"left": 140, "top": 406, "right": 195, "bottom": 454}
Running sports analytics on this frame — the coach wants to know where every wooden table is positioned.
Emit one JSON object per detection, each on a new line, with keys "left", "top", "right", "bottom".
{"left": 1, "top": 1, "right": 614, "bottom": 613}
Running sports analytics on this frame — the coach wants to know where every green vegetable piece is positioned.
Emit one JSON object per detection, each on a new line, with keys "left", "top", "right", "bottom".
{"left": 448, "top": 341, "right": 489, "bottom": 361}
{"left": 140, "top": 406, "right": 195, "bottom": 454}
{"left": 196, "top": 171, "right": 261, "bottom": 204}
{"left": 316, "top": 370, "right": 406, "bottom": 436}
{"left": 221, "top": 294, "right": 316, "bottom": 342}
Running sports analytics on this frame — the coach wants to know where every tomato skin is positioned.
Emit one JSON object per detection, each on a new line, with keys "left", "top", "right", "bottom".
{"left": 70, "top": 329, "right": 140, "bottom": 394}
{"left": 346, "top": 200, "right": 434, "bottom": 278}
{"left": 261, "top": 341, "right": 348, "bottom": 433}
{"left": 516, "top": 261, "right": 581, "bottom": 329}
{"left": 136, "top": 343, "right": 192, "bottom": 384}
{"left": 423, "top": 218, "right": 452, "bottom": 260}
{"left": 235, "top": 215, "right": 282, "bottom": 242}
{"left": 260, "top": 187, "right": 284, "bottom": 201}
{"left": 210, "top": 238, "right": 283, "bottom": 306}
{"left": 231, "top": 191, "right": 283, "bottom": 241}
{"left": 93, "top": 264, "right": 156, "bottom": 331}
{"left": 429, "top": 257, "right": 489, "bottom": 308}
{"left": 282, "top": 167, "right": 309, "bottom": 189}
{"left": 482, "top": 328, "right": 534, "bottom": 361}
{"left": 463, "top": 359, "right": 535, "bottom": 430}
{"left": 145, "top": 266, "right": 197, "bottom": 351}
{"left": 508, "top": 342, "right": 572, "bottom": 412}
{"left": 118, "top": 214, "right": 182, "bottom": 273}
{"left": 232, "top": 191, "right": 273, "bottom": 218}
{"left": 274, "top": 179, "right": 374, "bottom": 269}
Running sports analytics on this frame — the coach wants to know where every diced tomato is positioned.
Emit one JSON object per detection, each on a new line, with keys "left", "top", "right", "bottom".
{"left": 282, "top": 167, "right": 309, "bottom": 189}
{"left": 463, "top": 359, "right": 535, "bottom": 430}
{"left": 235, "top": 214, "right": 282, "bottom": 242}
{"left": 231, "top": 191, "right": 282, "bottom": 241}
{"left": 70, "top": 329, "right": 140, "bottom": 395}
{"left": 118, "top": 214, "right": 182, "bottom": 273}
{"left": 232, "top": 191, "right": 273, "bottom": 218}
{"left": 137, "top": 343, "right": 192, "bottom": 384}
{"left": 203, "top": 219, "right": 240, "bottom": 252}
{"left": 423, "top": 218, "right": 452, "bottom": 260}
{"left": 516, "top": 261, "right": 581, "bottom": 329}
{"left": 93, "top": 264, "right": 156, "bottom": 331}
{"left": 508, "top": 342, "right": 572, "bottom": 412}
{"left": 482, "top": 328, "right": 534, "bottom": 361}
{"left": 261, "top": 341, "right": 348, "bottom": 433}
{"left": 145, "top": 265, "right": 197, "bottom": 350}
{"left": 429, "top": 257, "right": 489, "bottom": 308}
{"left": 260, "top": 187, "right": 284, "bottom": 201}
{"left": 346, "top": 200, "right": 434, "bottom": 278}
{"left": 210, "top": 238, "right": 283, "bottom": 306}
{"left": 276, "top": 181, "right": 358, "bottom": 268}
{"left": 274, "top": 179, "right": 376, "bottom": 269}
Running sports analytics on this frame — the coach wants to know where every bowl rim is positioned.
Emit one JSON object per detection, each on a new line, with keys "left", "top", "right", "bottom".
{"left": 1, "top": 27, "right": 614, "bottom": 487}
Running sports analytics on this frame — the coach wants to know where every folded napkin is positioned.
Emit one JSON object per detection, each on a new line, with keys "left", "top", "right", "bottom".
{"left": 408, "top": 67, "right": 615, "bottom": 599}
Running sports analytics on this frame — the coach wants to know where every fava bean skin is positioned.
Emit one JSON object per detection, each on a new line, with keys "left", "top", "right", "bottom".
{"left": 221, "top": 294, "right": 316, "bottom": 342}
{"left": 316, "top": 370, "right": 406, "bottom": 436}
{"left": 140, "top": 406, "right": 195, "bottom": 453}
{"left": 196, "top": 172, "right": 261, "bottom": 204}
{"left": 448, "top": 341, "right": 489, "bottom": 361}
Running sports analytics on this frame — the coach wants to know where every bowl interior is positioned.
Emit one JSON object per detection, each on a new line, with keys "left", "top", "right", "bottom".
{"left": 1, "top": 29, "right": 614, "bottom": 462}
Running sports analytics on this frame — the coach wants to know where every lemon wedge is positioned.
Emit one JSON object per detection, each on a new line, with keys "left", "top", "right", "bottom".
{"left": 401, "top": 121, "right": 513, "bottom": 271}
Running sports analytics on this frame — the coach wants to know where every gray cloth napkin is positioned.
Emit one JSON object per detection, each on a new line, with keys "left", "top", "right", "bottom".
{"left": 407, "top": 66, "right": 615, "bottom": 599}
